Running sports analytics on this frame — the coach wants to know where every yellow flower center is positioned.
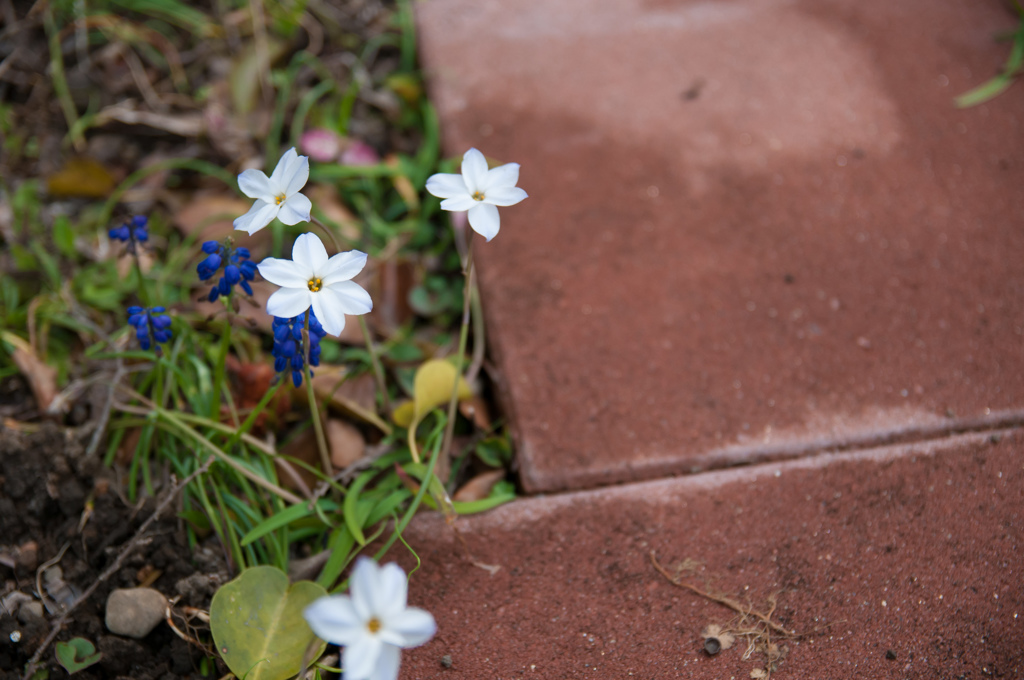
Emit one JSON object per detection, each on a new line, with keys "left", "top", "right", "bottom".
{"left": 367, "top": 617, "right": 382, "bottom": 634}
{"left": 274, "top": 193, "right": 286, "bottom": 205}
{"left": 307, "top": 277, "right": 322, "bottom": 292}
{"left": 472, "top": 190, "right": 485, "bottom": 202}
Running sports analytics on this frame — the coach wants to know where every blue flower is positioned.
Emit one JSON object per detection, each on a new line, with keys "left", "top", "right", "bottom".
{"left": 271, "top": 310, "right": 326, "bottom": 387}
{"left": 108, "top": 216, "right": 149, "bottom": 253}
{"left": 197, "top": 241, "right": 257, "bottom": 301}
{"left": 127, "top": 305, "right": 172, "bottom": 352}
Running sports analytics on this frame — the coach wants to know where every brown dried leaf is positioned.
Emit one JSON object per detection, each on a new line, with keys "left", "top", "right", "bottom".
{"left": 173, "top": 193, "right": 271, "bottom": 255}
{"left": 327, "top": 419, "right": 365, "bottom": 470}
{"left": 458, "top": 395, "right": 491, "bottom": 431}
{"left": 1, "top": 332, "right": 57, "bottom": 412}
{"left": 453, "top": 469, "right": 505, "bottom": 503}
{"left": 750, "top": 670, "right": 767, "bottom": 679}
{"left": 47, "top": 157, "right": 116, "bottom": 198}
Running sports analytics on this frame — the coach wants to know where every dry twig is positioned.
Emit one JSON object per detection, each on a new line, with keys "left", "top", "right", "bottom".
{"left": 21, "top": 458, "right": 213, "bottom": 680}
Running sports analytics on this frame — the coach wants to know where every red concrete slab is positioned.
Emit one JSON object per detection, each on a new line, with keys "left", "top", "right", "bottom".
{"left": 393, "top": 430, "right": 1024, "bottom": 679}
{"left": 416, "top": 0, "right": 1024, "bottom": 491}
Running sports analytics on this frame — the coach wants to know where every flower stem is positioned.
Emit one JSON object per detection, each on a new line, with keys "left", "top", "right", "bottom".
{"left": 131, "top": 252, "right": 150, "bottom": 307}
{"left": 358, "top": 315, "right": 391, "bottom": 416}
{"left": 439, "top": 232, "right": 475, "bottom": 476}
{"left": 303, "top": 310, "right": 333, "bottom": 474}
{"left": 310, "top": 215, "right": 344, "bottom": 253}
{"left": 209, "top": 304, "right": 232, "bottom": 420}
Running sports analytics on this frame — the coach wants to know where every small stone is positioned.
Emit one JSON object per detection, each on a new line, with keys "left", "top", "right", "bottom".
{"left": 17, "top": 601, "right": 44, "bottom": 623}
{"left": 16, "top": 541, "right": 38, "bottom": 571}
{"left": 885, "top": 649, "right": 897, "bottom": 660}
{"left": 440, "top": 654, "right": 453, "bottom": 669}
{"left": 105, "top": 588, "right": 167, "bottom": 639}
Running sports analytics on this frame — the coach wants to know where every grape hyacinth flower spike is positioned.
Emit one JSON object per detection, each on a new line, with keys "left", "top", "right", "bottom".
{"left": 303, "top": 558, "right": 436, "bottom": 680}
{"left": 233, "top": 147, "right": 312, "bottom": 235}
{"left": 271, "top": 312, "right": 326, "bottom": 388}
{"left": 257, "top": 232, "right": 372, "bottom": 337}
{"left": 127, "top": 306, "right": 172, "bottom": 351}
{"left": 108, "top": 215, "right": 149, "bottom": 254}
{"left": 425, "top": 147, "right": 527, "bottom": 241}
{"left": 197, "top": 241, "right": 257, "bottom": 301}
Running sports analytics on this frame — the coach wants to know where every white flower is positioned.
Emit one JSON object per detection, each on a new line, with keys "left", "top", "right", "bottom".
{"left": 257, "top": 233, "right": 372, "bottom": 337}
{"left": 303, "top": 558, "right": 436, "bottom": 680}
{"left": 233, "top": 147, "right": 312, "bottom": 234}
{"left": 425, "top": 147, "right": 527, "bottom": 242}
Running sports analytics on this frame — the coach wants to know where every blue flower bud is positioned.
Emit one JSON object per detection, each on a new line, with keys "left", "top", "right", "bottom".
{"left": 291, "top": 370, "right": 303, "bottom": 388}
{"left": 201, "top": 241, "right": 220, "bottom": 254}
{"left": 235, "top": 247, "right": 251, "bottom": 259}
{"left": 151, "top": 315, "right": 171, "bottom": 330}
{"left": 240, "top": 280, "right": 253, "bottom": 296}
{"left": 224, "top": 264, "right": 241, "bottom": 285}
{"left": 274, "top": 324, "right": 291, "bottom": 342}
{"left": 133, "top": 227, "right": 149, "bottom": 242}
{"left": 132, "top": 215, "right": 148, "bottom": 228}
{"left": 218, "top": 278, "right": 230, "bottom": 296}
{"left": 275, "top": 356, "right": 288, "bottom": 372}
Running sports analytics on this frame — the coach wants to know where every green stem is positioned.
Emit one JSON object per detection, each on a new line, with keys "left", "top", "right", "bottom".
{"left": 374, "top": 419, "right": 445, "bottom": 561}
{"left": 132, "top": 253, "right": 150, "bottom": 307}
{"left": 358, "top": 315, "right": 391, "bottom": 416}
{"left": 439, "top": 236, "right": 474, "bottom": 469}
{"left": 210, "top": 307, "right": 232, "bottom": 419}
{"left": 310, "top": 215, "right": 344, "bottom": 252}
{"left": 304, "top": 310, "right": 333, "bottom": 474}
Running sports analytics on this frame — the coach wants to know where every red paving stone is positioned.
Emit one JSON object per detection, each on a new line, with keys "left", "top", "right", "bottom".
{"left": 392, "top": 430, "right": 1024, "bottom": 679}
{"left": 416, "top": 0, "right": 1024, "bottom": 491}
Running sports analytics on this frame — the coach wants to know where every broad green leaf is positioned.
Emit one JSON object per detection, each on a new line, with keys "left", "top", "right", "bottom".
{"left": 210, "top": 566, "right": 327, "bottom": 680}
{"left": 55, "top": 638, "right": 101, "bottom": 674}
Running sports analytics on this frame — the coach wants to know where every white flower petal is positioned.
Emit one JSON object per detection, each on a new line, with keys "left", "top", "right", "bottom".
{"left": 304, "top": 596, "right": 366, "bottom": 646}
{"left": 292, "top": 232, "right": 329, "bottom": 272}
{"left": 266, "top": 286, "right": 311, "bottom": 319}
{"left": 483, "top": 162, "right": 520, "bottom": 191}
{"left": 425, "top": 172, "right": 468, "bottom": 199}
{"left": 237, "top": 169, "right": 275, "bottom": 201}
{"left": 269, "top": 147, "right": 301, "bottom": 188}
{"left": 278, "top": 192, "right": 312, "bottom": 225}
{"left": 370, "top": 563, "right": 408, "bottom": 619}
{"left": 484, "top": 186, "right": 528, "bottom": 207}
{"left": 323, "top": 281, "right": 372, "bottom": 316}
{"left": 349, "top": 557, "right": 378, "bottom": 621}
{"left": 233, "top": 200, "right": 280, "bottom": 235}
{"left": 460, "top": 148, "right": 489, "bottom": 193}
{"left": 343, "top": 634, "right": 382, "bottom": 680}
{"left": 368, "top": 644, "right": 401, "bottom": 680}
{"left": 285, "top": 153, "right": 310, "bottom": 196}
{"left": 467, "top": 203, "right": 500, "bottom": 241}
{"left": 257, "top": 257, "right": 311, "bottom": 287}
{"left": 311, "top": 289, "right": 347, "bottom": 337}
{"left": 381, "top": 607, "right": 436, "bottom": 648}
{"left": 321, "top": 251, "right": 368, "bottom": 286}
{"left": 440, "top": 195, "right": 477, "bottom": 212}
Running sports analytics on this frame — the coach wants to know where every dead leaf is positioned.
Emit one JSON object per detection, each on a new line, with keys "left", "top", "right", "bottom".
{"left": 453, "top": 469, "right": 505, "bottom": 502}
{"left": 117, "top": 427, "right": 142, "bottom": 466}
{"left": 750, "top": 670, "right": 767, "bottom": 679}
{"left": 173, "top": 193, "right": 271, "bottom": 256}
{"left": 226, "top": 356, "right": 289, "bottom": 433}
{"left": 47, "top": 157, "right": 116, "bottom": 198}
{"left": 458, "top": 395, "right": 491, "bottom": 431}
{"left": 372, "top": 256, "right": 416, "bottom": 331}
{"left": 327, "top": 419, "right": 365, "bottom": 469}
{"left": 1, "top": 331, "right": 57, "bottom": 412}
{"left": 303, "top": 367, "right": 387, "bottom": 432}
{"left": 278, "top": 428, "right": 320, "bottom": 491}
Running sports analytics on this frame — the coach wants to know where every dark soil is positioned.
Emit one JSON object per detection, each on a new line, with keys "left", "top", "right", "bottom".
{"left": 1, "top": 421, "right": 228, "bottom": 680}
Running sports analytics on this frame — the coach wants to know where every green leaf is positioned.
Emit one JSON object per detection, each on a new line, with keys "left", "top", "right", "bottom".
{"left": 55, "top": 638, "right": 101, "bottom": 674}
{"left": 241, "top": 500, "right": 339, "bottom": 546}
{"left": 343, "top": 470, "right": 376, "bottom": 546}
{"left": 53, "top": 215, "right": 76, "bottom": 258}
{"left": 210, "top": 566, "right": 327, "bottom": 680}
{"left": 475, "top": 437, "right": 512, "bottom": 467}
